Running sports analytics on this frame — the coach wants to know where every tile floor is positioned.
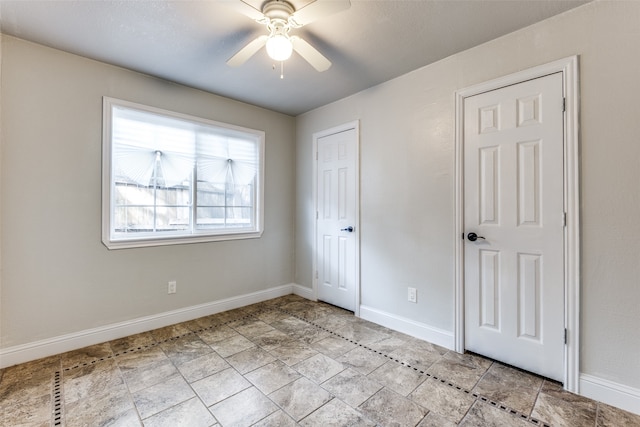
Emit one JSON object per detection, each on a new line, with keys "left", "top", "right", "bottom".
{"left": 1, "top": 295, "right": 639, "bottom": 427}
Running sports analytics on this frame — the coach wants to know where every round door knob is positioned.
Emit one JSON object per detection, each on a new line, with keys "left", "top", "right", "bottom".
{"left": 467, "top": 232, "right": 485, "bottom": 242}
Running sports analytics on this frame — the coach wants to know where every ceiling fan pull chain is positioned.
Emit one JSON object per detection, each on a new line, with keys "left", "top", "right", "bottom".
{"left": 281, "top": 61, "right": 285, "bottom": 79}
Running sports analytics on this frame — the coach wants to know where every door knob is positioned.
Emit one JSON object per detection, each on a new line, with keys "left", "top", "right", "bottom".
{"left": 467, "top": 232, "right": 485, "bottom": 242}
{"left": 341, "top": 226, "right": 354, "bottom": 232}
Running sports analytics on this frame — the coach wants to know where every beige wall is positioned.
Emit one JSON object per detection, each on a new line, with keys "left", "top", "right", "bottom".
{"left": 0, "top": 36, "right": 296, "bottom": 348}
{"left": 296, "top": 0, "right": 640, "bottom": 390}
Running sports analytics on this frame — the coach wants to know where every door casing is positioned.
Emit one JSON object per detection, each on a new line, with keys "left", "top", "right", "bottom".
{"left": 454, "top": 56, "right": 580, "bottom": 392}
{"left": 312, "top": 120, "right": 361, "bottom": 316}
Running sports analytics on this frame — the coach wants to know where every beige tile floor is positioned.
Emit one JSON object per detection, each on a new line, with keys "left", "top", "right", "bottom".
{"left": 1, "top": 295, "right": 639, "bottom": 427}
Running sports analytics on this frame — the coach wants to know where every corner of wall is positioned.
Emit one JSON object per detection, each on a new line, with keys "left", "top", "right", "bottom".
{"left": 292, "top": 283, "right": 315, "bottom": 301}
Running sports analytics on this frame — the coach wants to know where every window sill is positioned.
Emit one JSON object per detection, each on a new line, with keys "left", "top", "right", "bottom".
{"left": 102, "top": 230, "right": 263, "bottom": 250}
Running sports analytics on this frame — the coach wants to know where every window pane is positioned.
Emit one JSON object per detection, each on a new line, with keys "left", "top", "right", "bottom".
{"left": 196, "top": 207, "right": 226, "bottom": 228}
{"left": 225, "top": 207, "right": 253, "bottom": 227}
{"left": 154, "top": 185, "right": 191, "bottom": 207}
{"left": 113, "top": 179, "right": 191, "bottom": 231}
{"left": 154, "top": 206, "right": 190, "bottom": 231}
{"left": 114, "top": 206, "right": 155, "bottom": 232}
{"left": 196, "top": 181, "right": 254, "bottom": 230}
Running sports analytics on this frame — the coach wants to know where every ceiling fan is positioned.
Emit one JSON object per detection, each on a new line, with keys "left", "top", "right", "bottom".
{"left": 226, "top": 0, "right": 351, "bottom": 72}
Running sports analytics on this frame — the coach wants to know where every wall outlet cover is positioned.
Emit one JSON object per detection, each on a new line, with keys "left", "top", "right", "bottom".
{"left": 168, "top": 281, "right": 177, "bottom": 294}
{"left": 408, "top": 287, "right": 417, "bottom": 303}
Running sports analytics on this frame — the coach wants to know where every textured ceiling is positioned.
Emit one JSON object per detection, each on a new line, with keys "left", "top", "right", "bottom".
{"left": 0, "top": 0, "right": 590, "bottom": 116}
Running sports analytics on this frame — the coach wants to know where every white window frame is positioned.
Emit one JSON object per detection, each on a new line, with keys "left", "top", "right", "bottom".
{"left": 102, "top": 97, "right": 265, "bottom": 249}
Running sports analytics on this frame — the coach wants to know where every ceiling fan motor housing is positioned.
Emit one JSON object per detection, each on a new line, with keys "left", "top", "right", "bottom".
{"left": 262, "top": 0, "right": 295, "bottom": 21}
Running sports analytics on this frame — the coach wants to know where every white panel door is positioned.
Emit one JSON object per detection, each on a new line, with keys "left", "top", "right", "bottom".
{"left": 464, "top": 73, "right": 565, "bottom": 381}
{"left": 316, "top": 128, "right": 357, "bottom": 311}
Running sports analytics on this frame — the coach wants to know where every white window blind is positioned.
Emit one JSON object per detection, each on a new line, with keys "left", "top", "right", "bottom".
{"left": 102, "top": 97, "right": 264, "bottom": 249}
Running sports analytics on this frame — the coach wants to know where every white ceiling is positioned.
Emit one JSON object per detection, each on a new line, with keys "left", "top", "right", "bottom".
{"left": 0, "top": 0, "right": 589, "bottom": 116}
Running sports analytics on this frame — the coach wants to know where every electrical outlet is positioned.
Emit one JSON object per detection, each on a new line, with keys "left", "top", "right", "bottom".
{"left": 408, "top": 287, "right": 417, "bottom": 303}
{"left": 168, "top": 281, "right": 177, "bottom": 294}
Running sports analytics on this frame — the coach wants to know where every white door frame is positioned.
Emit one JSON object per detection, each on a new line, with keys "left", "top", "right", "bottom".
{"left": 454, "top": 56, "right": 580, "bottom": 392}
{"left": 312, "top": 120, "right": 361, "bottom": 316}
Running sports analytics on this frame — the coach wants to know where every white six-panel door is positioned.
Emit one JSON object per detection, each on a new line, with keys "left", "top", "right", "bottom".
{"left": 316, "top": 127, "right": 357, "bottom": 311}
{"left": 464, "top": 73, "right": 565, "bottom": 381}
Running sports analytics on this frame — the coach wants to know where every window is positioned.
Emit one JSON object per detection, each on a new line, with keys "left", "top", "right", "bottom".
{"left": 102, "top": 97, "right": 264, "bottom": 249}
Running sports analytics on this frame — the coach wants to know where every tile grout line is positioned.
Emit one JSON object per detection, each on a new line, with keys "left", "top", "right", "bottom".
{"left": 276, "top": 306, "right": 554, "bottom": 427}
{"left": 529, "top": 372, "right": 548, "bottom": 422}
{"left": 52, "top": 302, "right": 553, "bottom": 427}
{"left": 52, "top": 370, "right": 63, "bottom": 427}
{"left": 593, "top": 403, "right": 601, "bottom": 427}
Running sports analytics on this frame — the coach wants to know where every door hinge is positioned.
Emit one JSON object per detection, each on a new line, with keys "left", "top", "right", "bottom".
{"left": 316, "top": 211, "right": 319, "bottom": 220}
{"left": 315, "top": 270, "right": 318, "bottom": 279}
{"left": 315, "top": 151, "right": 318, "bottom": 160}
{"left": 563, "top": 98, "right": 566, "bottom": 112}
{"left": 564, "top": 328, "right": 568, "bottom": 344}
{"left": 563, "top": 212, "right": 567, "bottom": 227}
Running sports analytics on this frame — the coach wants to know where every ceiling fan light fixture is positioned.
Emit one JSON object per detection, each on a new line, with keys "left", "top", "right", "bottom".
{"left": 227, "top": 0, "right": 350, "bottom": 71}
{"left": 266, "top": 33, "right": 293, "bottom": 61}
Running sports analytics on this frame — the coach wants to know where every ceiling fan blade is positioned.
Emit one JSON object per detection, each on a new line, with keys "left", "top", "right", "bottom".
{"left": 289, "top": 0, "right": 351, "bottom": 27}
{"left": 227, "top": 35, "right": 268, "bottom": 67}
{"left": 291, "top": 36, "right": 331, "bottom": 72}
{"left": 224, "top": 0, "right": 268, "bottom": 23}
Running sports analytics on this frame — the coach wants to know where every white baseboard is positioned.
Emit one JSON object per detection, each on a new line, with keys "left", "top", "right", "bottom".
{"left": 580, "top": 373, "right": 640, "bottom": 415}
{"left": 359, "top": 305, "right": 455, "bottom": 350}
{"left": 292, "top": 283, "right": 315, "bottom": 301}
{"left": 0, "top": 284, "right": 295, "bottom": 369}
